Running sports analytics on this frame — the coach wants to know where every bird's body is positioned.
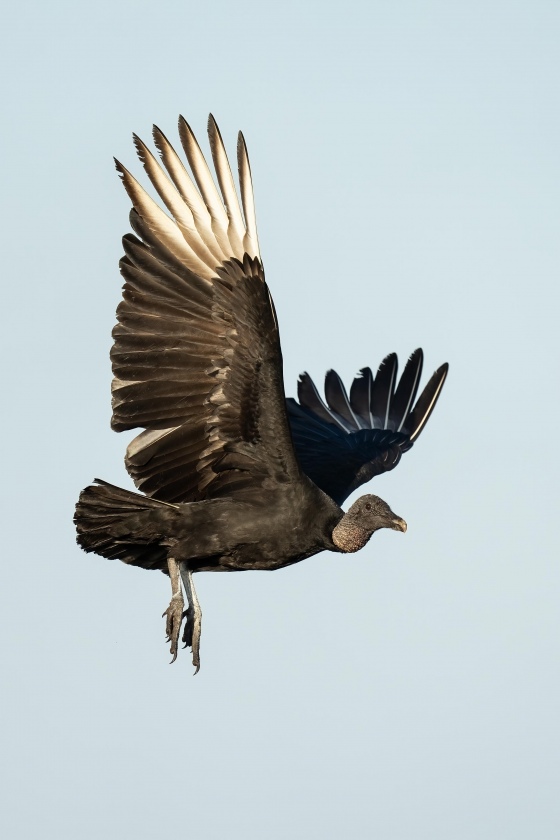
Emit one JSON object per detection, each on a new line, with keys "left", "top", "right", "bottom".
{"left": 78, "top": 468, "right": 405, "bottom": 573}
{"left": 74, "top": 114, "right": 447, "bottom": 671}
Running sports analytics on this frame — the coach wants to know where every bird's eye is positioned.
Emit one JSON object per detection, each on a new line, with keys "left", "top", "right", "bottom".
{"left": 365, "top": 502, "right": 371, "bottom": 511}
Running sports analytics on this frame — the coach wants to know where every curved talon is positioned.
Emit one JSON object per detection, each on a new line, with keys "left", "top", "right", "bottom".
{"left": 178, "top": 563, "right": 202, "bottom": 673}
{"left": 180, "top": 606, "right": 201, "bottom": 673}
{"left": 192, "top": 643, "right": 201, "bottom": 674}
{"left": 185, "top": 608, "right": 192, "bottom": 650}
{"left": 162, "top": 594, "right": 184, "bottom": 664}
{"left": 182, "top": 608, "right": 193, "bottom": 648}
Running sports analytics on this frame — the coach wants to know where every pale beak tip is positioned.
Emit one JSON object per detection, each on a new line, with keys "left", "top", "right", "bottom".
{"left": 393, "top": 518, "right": 407, "bottom": 533}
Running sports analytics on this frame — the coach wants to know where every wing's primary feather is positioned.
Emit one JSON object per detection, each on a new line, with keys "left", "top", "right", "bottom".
{"left": 207, "top": 115, "right": 246, "bottom": 255}
{"left": 390, "top": 348, "right": 423, "bottom": 431}
{"left": 349, "top": 367, "right": 374, "bottom": 428}
{"left": 237, "top": 132, "right": 260, "bottom": 257}
{"left": 132, "top": 134, "right": 220, "bottom": 270}
{"left": 178, "top": 116, "right": 234, "bottom": 257}
{"left": 369, "top": 353, "right": 398, "bottom": 429}
{"left": 114, "top": 160, "right": 213, "bottom": 280}
{"left": 324, "top": 370, "right": 363, "bottom": 429}
{"left": 152, "top": 124, "right": 226, "bottom": 264}
{"left": 298, "top": 372, "right": 351, "bottom": 431}
{"left": 406, "top": 364, "right": 449, "bottom": 442}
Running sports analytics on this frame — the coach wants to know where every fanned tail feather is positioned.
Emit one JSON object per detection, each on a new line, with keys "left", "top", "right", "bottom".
{"left": 74, "top": 480, "right": 175, "bottom": 570}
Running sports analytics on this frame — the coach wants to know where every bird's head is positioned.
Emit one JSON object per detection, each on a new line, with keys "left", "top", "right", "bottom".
{"left": 331, "top": 494, "right": 407, "bottom": 553}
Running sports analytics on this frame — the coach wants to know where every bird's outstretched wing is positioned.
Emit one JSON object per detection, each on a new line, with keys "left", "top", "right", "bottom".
{"left": 111, "top": 116, "right": 301, "bottom": 503}
{"left": 286, "top": 350, "right": 448, "bottom": 505}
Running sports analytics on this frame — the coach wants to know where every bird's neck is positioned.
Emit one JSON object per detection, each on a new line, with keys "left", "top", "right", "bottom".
{"left": 332, "top": 518, "right": 372, "bottom": 553}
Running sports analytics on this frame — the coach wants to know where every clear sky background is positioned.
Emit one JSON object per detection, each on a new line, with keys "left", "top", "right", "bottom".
{"left": 2, "top": 1, "right": 559, "bottom": 837}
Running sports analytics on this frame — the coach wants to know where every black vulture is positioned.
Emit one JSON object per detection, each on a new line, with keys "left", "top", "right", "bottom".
{"left": 74, "top": 115, "right": 448, "bottom": 672}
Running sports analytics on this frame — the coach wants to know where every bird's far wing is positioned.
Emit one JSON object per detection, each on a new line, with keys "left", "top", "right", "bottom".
{"left": 111, "top": 116, "right": 301, "bottom": 503}
{"left": 287, "top": 350, "right": 448, "bottom": 505}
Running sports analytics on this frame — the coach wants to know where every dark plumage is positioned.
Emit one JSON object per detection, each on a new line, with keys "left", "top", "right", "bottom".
{"left": 74, "top": 115, "right": 448, "bottom": 672}
{"left": 287, "top": 349, "right": 448, "bottom": 505}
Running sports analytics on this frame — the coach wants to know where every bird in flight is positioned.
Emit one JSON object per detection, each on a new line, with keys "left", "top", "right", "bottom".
{"left": 75, "top": 115, "right": 448, "bottom": 673}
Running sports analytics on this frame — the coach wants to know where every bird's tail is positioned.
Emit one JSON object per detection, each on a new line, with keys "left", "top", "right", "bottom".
{"left": 74, "top": 479, "right": 174, "bottom": 570}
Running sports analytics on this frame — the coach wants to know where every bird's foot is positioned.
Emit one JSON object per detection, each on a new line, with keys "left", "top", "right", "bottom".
{"left": 182, "top": 604, "right": 202, "bottom": 675}
{"left": 162, "top": 591, "right": 184, "bottom": 663}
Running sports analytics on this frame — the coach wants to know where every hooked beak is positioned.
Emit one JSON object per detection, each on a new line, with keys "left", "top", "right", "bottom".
{"left": 391, "top": 517, "right": 407, "bottom": 533}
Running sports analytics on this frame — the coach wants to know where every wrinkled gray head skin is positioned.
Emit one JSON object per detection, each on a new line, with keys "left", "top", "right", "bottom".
{"left": 346, "top": 494, "right": 407, "bottom": 533}
{"left": 332, "top": 494, "right": 407, "bottom": 553}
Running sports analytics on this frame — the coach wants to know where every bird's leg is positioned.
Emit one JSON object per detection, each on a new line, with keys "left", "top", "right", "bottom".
{"left": 162, "top": 556, "right": 184, "bottom": 663}
{"left": 179, "top": 563, "right": 202, "bottom": 675}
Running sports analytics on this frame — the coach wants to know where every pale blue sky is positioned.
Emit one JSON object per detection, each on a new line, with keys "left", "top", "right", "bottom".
{"left": 2, "top": 1, "right": 560, "bottom": 838}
